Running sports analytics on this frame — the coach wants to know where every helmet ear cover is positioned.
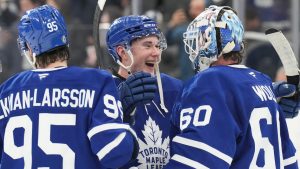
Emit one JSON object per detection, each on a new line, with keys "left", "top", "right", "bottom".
{"left": 17, "top": 36, "right": 28, "bottom": 52}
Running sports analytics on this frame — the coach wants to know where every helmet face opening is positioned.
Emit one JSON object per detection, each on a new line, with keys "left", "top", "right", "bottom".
{"left": 183, "top": 5, "right": 244, "bottom": 72}
{"left": 106, "top": 15, "right": 167, "bottom": 63}
{"left": 18, "top": 5, "right": 68, "bottom": 57}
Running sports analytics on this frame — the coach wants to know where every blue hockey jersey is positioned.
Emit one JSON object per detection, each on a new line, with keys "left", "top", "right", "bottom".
{"left": 165, "top": 65, "right": 298, "bottom": 169}
{"left": 114, "top": 73, "right": 183, "bottom": 169}
{"left": 0, "top": 67, "right": 137, "bottom": 169}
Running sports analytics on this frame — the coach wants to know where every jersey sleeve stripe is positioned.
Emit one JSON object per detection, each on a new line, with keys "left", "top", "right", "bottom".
{"left": 171, "top": 154, "right": 209, "bottom": 169}
{"left": 283, "top": 155, "right": 298, "bottom": 166}
{"left": 87, "top": 123, "right": 137, "bottom": 140}
{"left": 97, "top": 132, "right": 126, "bottom": 160}
{"left": 173, "top": 136, "right": 233, "bottom": 164}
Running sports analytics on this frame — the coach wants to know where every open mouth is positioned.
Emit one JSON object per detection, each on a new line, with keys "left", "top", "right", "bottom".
{"left": 145, "top": 62, "right": 155, "bottom": 67}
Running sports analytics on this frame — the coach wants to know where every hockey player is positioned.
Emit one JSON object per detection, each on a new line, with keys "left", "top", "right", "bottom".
{"left": 106, "top": 15, "right": 183, "bottom": 168}
{"left": 164, "top": 5, "right": 299, "bottom": 168}
{"left": 0, "top": 5, "right": 138, "bottom": 169}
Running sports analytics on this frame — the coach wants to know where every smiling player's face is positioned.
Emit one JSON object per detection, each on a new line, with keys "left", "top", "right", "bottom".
{"left": 129, "top": 35, "right": 161, "bottom": 75}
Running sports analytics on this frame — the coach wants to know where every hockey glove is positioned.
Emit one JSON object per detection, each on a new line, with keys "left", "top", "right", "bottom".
{"left": 272, "top": 81, "right": 296, "bottom": 98}
{"left": 118, "top": 72, "right": 157, "bottom": 124}
{"left": 280, "top": 97, "right": 300, "bottom": 118}
{"left": 272, "top": 81, "right": 299, "bottom": 118}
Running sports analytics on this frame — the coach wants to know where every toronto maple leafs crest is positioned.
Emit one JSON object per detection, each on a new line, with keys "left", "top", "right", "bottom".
{"left": 137, "top": 117, "right": 170, "bottom": 169}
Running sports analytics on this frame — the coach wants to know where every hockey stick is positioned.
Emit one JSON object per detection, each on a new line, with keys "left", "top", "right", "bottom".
{"left": 93, "top": 0, "right": 107, "bottom": 68}
{"left": 265, "top": 28, "right": 300, "bottom": 96}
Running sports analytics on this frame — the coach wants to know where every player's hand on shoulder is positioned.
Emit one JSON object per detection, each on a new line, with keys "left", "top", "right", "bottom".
{"left": 272, "top": 81, "right": 299, "bottom": 118}
{"left": 118, "top": 71, "right": 157, "bottom": 124}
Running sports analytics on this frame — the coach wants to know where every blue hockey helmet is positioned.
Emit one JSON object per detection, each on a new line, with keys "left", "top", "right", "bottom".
{"left": 18, "top": 5, "right": 68, "bottom": 57}
{"left": 183, "top": 5, "right": 244, "bottom": 71}
{"left": 106, "top": 15, "right": 167, "bottom": 63}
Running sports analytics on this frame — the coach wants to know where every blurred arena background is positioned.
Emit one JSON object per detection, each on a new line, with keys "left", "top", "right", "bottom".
{"left": 0, "top": 0, "right": 299, "bottom": 166}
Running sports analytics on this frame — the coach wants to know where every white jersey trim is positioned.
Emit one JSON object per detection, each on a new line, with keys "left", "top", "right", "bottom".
{"left": 228, "top": 64, "right": 248, "bottom": 69}
{"left": 283, "top": 155, "right": 298, "bottom": 166}
{"left": 171, "top": 154, "right": 209, "bottom": 169}
{"left": 87, "top": 123, "right": 137, "bottom": 140}
{"left": 173, "top": 136, "right": 233, "bottom": 165}
{"left": 32, "top": 66, "right": 67, "bottom": 72}
{"left": 97, "top": 132, "right": 126, "bottom": 160}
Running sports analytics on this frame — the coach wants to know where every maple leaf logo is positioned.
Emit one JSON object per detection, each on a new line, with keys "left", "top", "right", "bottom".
{"left": 137, "top": 117, "right": 170, "bottom": 169}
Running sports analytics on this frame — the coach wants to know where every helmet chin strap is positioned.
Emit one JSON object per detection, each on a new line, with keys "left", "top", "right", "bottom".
{"left": 117, "top": 48, "right": 135, "bottom": 74}
{"left": 24, "top": 50, "right": 37, "bottom": 69}
{"left": 154, "top": 54, "right": 168, "bottom": 113}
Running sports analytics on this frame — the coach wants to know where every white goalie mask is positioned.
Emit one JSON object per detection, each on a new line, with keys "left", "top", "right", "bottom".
{"left": 183, "top": 5, "right": 244, "bottom": 72}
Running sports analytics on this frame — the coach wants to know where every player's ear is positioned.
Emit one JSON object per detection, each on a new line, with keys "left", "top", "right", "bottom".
{"left": 116, "top": 45, "right": 129, "bottom": 62}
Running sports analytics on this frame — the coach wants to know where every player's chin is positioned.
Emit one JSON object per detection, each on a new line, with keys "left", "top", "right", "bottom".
{"left": 142, "top": 65, "right": 155, "bottom": 75}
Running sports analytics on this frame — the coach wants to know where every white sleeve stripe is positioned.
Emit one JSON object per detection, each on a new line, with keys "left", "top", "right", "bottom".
{"left": 87, "top": 123, "right": 137, "bottom": 139}
{"left": 171, "top": 154, "right": 209, "bottom": 169}
{"left": 97, "top": 132, "right": 126, "bottom": 160}
{"left": 283, "top": 155, "right": 298, "bottom": 166}
{"left": 173, "top": 136, "right": 232, "bottom": 165}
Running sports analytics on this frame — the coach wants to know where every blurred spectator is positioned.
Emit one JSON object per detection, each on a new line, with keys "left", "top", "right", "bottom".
{"left": 104, "top": 0, "right": 129, "bottom": 11}
{"left": 0, "top": 0, "right": 18, "bottom": 27}
{"left": 84, "top": 35, "right": 97, "bottom": 67}
{"left": 245, "top": 7, "right": 262, "bottom": 32}
{"left": 142, "top": 0, "right": 163, "bottom": 15}
{"left": 101, "top": 4, "right": 124, "bottom": 23}
{"left": 244, "top": 6, "right": 282, "bottom": 81}
{"left": 160, "top": 0, "right": 188, "bottom": 23}
{"left": 0, "top": 28, "right": 21, "bottom": 82}
{"left": 245, "top": 43, "right": 282, "bottom": 80}
{"left": 246, "top": 0, "right": 291, "bottom": 31}
{"left": 70, "top": 0, "right": 97, "bottom": 25}
{"left": 64, "top": 0, "right": 97, "bottom": 67}
{"left": 165, "top": 0, "right": 207, "bottom": 80}
{"left": 87, "top": 4, "right": 123, "bottom": 69}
